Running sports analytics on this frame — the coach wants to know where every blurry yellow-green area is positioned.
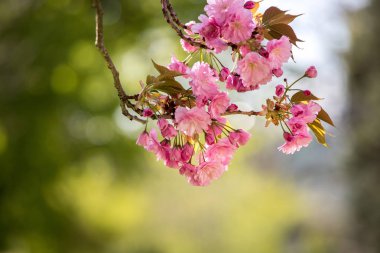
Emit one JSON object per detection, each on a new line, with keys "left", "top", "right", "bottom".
{"left": 0, "top": 0, "right": 355, "bottom": 252}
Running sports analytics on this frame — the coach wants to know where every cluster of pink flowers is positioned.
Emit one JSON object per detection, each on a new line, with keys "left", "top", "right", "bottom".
{"left": 278, "top": 101, "right": 321, "bottom": 154}
{"left": 133, "top": 1, "right": 332, "bottom": 186}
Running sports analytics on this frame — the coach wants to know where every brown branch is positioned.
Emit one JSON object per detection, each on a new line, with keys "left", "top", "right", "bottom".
{"left": 161, "top": 0, "right": 211, "bottom": 50}
{"left": 223, "top": 110, "right": 261, "bottom": 117}
{"left": 92, "top": 0, "right": 146, "bottom": 124}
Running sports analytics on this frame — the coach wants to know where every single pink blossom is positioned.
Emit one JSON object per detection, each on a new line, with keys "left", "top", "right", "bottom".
{"left": 205, "top": 0, "right": 242, "bottom": 25}
{"left": 157, "top": 119, "right": 177, "bottom": 139}
{"left": 168, "top": 56, "right": 189, "bottom": 75}
{"left": 179, "top": 163, "right": 197, "bottom": 178}
{"left": 288, "top": 118, "right": 308, "bottom": 135}
{"left": 190, "top": 161, "right": 226, "bottom": 186}
{"left": 189, "top": 62, "right": 219, "bottom": 99}
{"left": 164, "top": 147, "right": 182, "bottom": 169}
{"left": 175, "top": 107, "right": 211, "bottom": 136}
{"left": 209, "top": 92, "right": 230, "bottom": 118}
{"left": 205, "top": 138, "right": 236, "bottom": 166}
{"left": 267, "top": 36, "right": 292, "bottom": 69}
{"left": 237, "top": 52, "right": 272, "bottom": 88}
{"left": 239, "top": 45, "right": 251, "bottom": 57}
{"left": 222, "top": 11, "right": 255, "bottom": 44}
{"left": 180, "top": 39, "right": 197, "bottom": 53}
{"left": 275, "top": 84, "right": 285, "bottom": 97}
{"left": 136, "top": 131, "right": 150, "bottom": 148}
{"left": 278, "top": 132, "right": 312, "bottom": 155}
{"left": 228, "top": 130, "right": 251, "bottom": 147}
{"left": 305, "top": 66, "right": 318, "bottom": 78}
{"left": 291, "top": 101, "right": 321, "bottom": 124}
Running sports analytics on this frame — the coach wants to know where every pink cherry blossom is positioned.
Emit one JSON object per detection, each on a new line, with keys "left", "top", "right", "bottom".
{"left": 239, "top": 45, "right": 251, "bottom": 57}
{"left": 164, "top": 147, "right": 182, "bottom": 169}
{"left": 192, "top": 15, "right": 227, "bottom": 53}
{"left": 209, "top": 92, "right": 230, "bottom": 118}
{"left": 278, "top": 132, "right": 312, "bottom": 155}
{"left": 290, "top": 101, "right": 321, "bottom": 124}
{"left": 136, "top": 131, "right": 150, "bottom": 148}
{"left": 190, "top": 161, "right": 226, "bottom": 186}
{"left": 228, "top": 130, "right": 251, "bottom": 147}
{"left": 157, "top": 119, "right": 177, "bottom": 139}
{"left": 188, "top": 62, "right": 219, "bottom": 99}
{"left": 179, "top": 163, "right": 197, "bottom": 178}
{"left": 237, "top": 52, "right": 272, "bottom": 88}
{"left": 267, "top": 36, "right": 292, "bottom": 69}
{"left": 222, "top": 11, "right": 255, "bottom": 44}
{"left": 305, "top": 66, "right": 318, "bottom": 78}
{"left": 180, "top": 39, "right": 197, "bottom": 53}
{"left": 204, "top": 0, "right": 242, "bottom": 25}
{"left": 168, "top": 56, "right": 189, "bottom": 75}
{"left": 275, "top": 84, "right": 285, "bottom": 97}
{"left": 175, "top": 107, "right": 211, "bottom": 136}
{"left": 205, "top": 138, "right": 236, "bottom": 166}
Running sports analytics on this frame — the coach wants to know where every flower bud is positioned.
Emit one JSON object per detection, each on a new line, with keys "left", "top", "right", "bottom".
{"left": 272, "top": 68, "right": 283, "bottom": 78}
{"left": 275, "top": 84, "right": 285, "bottom": 97}
{"left": 143, "top": 108, "right": 154, "bottom": 118}
{"left": 219, "top": 67, "right": 230, "bottom": 82}
{"left": 305, "top": 66, "right": 317, "bottom": 78}
{"left": 244, "top": 1, "right": 256, "bottom": 10}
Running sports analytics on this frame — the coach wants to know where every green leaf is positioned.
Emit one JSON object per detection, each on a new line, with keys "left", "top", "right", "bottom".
{"left": 317, "top": 108, "right": 335, "bottom": 127}
{"left": 291, "top": 91, "right": 321, "bottom": 103}
{"left": 308, "top": 119, "right": 328, "bottom": 147}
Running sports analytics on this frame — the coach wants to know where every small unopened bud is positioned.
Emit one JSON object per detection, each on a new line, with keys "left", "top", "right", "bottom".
{"left": 303, "top": 90, "right": 312, "bottom": 96}
{"left": 258, "top": 48, "right": 269, "bottom": 58}
{"left": 227, "top": 104, "right": 239, "bottom": 112}
{"left": 219, "top": 67, "right": 230, "bottom": 82}
{"left": 272, "top": 68, "right": 283, "bottom": 78}
{"left": 305, "top": 66, "right": 318, "bottom": 78}
{"left": 244, "top": 1, "right": 256, "bottom": 9}
{"left": 143, "top": 108, "right": 154, "bottom": 117}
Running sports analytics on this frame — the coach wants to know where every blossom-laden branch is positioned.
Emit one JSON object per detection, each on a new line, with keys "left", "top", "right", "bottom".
{"left": 92, "top": 0, "right": 334, "bottom": 186}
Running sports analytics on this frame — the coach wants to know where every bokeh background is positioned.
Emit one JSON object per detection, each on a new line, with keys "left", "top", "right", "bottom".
{"left": 0, "top": 0, "right": 379, "bottom": 252}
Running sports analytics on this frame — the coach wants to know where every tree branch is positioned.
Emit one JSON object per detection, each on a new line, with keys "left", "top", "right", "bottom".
{"left": 92, "top": 0, "right": 146, "bottom": 124}
{"left": 160, "top": 0, "right": 211, "bottom": 50}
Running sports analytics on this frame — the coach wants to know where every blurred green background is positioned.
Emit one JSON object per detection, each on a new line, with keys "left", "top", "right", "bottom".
{"left": 0, "top": 0, "right": 379, "bottom": 253}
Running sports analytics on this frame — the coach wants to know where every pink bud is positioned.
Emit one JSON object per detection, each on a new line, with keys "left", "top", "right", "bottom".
{"left": 275, "top": 84, "right": 285, "bottom": 97}
{"left": 244, "top": 1, "right": 256, "bottom": 9}
{"left": 272, "top": 68, "right": 283, "bottom": 78}
{"left": 239, "top": 45, "right": 251, "bottom": 57}
{"left": 227, "top": 104, "right": 239, "bottom": 112}
{"left": 305, "top": 66, "right": 317, "bottom": 78}
{"left": 303, "top": 90, "right": 312, "bottom": 96}
{"left": 219, "top": 67, "right": 230, "bottom": 82}
{"left": 258, "top": 48, "right": 269, "bottom": 58}
{"left": 143, "top": 108, "right": 154, "bottom": 117}
{"left": 283, "top": 132, "right": 294, "bottom": 142}
{"left": 181, "top": 143, "right": 194, "bottom": 162}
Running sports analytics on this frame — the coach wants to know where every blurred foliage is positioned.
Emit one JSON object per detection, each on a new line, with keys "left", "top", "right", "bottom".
{"left": 0, "top": 0, "right": 336, "bottom": 252}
